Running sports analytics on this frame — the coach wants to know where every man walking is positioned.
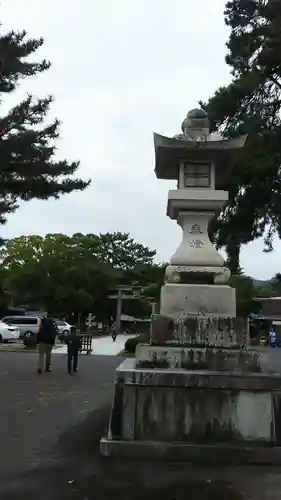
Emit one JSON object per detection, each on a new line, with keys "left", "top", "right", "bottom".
{"left": 65, "top": 330, "right": 82, "bottom": 374}
{"left": 37, "top": 316, "right": 58, "bottom": 373}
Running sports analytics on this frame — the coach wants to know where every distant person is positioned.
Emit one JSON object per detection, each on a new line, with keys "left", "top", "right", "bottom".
{"left": 269, "top": 327, "right": 277, "bottom": 348}
{"left": 65, "top": 330, "right": 82, "bottom": 374}
{"left": 111, "top": 321, "right": 117, "bottom": 342}
{"left": 37, "top": 316, "right": 58, "bottom": 373}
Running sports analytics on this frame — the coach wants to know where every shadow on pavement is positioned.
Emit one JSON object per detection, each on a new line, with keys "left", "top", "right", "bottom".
{"left": 1, "top": 404, "right": 245, "bottom": 500}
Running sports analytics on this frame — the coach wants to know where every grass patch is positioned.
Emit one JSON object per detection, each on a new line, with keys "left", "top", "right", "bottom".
{"left": 0, "top": 343, "right": 61, "bottom": 352}
{"left": 0, "top": 343, "right": 37, "bottom": 352}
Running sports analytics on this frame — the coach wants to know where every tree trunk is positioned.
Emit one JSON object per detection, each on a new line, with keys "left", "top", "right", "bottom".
{"left": 226, "top": 241, "right": 241, "bottom": 275}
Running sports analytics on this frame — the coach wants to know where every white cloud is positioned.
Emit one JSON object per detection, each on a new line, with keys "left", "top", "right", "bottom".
{"left": 0, "top": 0, "right": 280, "bottom": 280}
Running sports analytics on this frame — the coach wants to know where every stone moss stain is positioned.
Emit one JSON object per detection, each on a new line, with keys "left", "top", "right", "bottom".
{"left": 132, "top": 386, "right": 244, "bottom": 443}
{"left": 273, "top": 393, "right": 281, "bottom": 445}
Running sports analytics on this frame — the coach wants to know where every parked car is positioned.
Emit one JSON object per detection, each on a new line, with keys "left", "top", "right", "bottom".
{"left": 55, "top": 320, "right": 72, "bottom": 340}
{"left": 1, "top": 316, "right": 41, "bottom": 339}
{"left": 0, "top": 321, "right": 20, "bottom": 343}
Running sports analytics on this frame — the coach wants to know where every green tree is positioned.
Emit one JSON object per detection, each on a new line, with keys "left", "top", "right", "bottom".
{"left": 269, "top": 273, "right": 281, "bottom": 297}
{"left": 69, "top": 232, "right": 159, "bottom": 320}
{"left": 0, "top": 233, "right": 160, "bottom": 321}
{"left": 140, "top": 264, "right": 167, "bottom": 304}
{"left": 84, "top": 234, "right": 159, "bottom": 320}
{"left": 0, "top": 266, "right": 11, "bottom": 313}
{"left": 229, "top": 273, "right": 256, "bottom": 317}
{"left": 202, "top": 0, "right": 281, "bottom": 271}
{"left": 119, "top": 263, "right": 167, "bottom": 319}
{"left": 254, "top": 283, "right": 277, "bottom": 298}
{"left": 0, "top": 234, "right": 117, "bottom": 316}
{"left": 87, "top": 232, "right": 156, "bottom": 271}
{"left": 0, "top": 26, "right": 89, "bottom": 224}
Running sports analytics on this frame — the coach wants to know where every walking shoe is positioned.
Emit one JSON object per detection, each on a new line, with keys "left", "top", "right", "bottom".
{"left": 45, "top": 367, "right": 51, "bottom": 372}
{"left": 37, "top": 369, "right": 42, "bottom": 374}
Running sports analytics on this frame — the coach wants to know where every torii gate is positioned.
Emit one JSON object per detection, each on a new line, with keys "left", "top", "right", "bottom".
{"left": 108, "top": 285, "right": 156, "bottom": 333}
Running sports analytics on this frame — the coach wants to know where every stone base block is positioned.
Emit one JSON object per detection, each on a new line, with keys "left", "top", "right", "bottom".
{"left": 101, "top": 439, "right": 281, "bottom": 464}
{"left": 135, "top": 344, "right": 272, "bottom": 373}
{"left": 150, "top": 314, "right": 247, "bottom": 348}
{"left": 160, "top": 283, "right": 236, "bottom": 318}
{"left": 101, "top": 359, "right": 281, "bottom": 462}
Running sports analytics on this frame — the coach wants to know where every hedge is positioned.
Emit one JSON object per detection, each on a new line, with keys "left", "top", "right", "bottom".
{"left": 124, "top": 333, "right": 149, "bottom": 354}
{"left": 23, "top": 335, "right": 37, "bottom": 348}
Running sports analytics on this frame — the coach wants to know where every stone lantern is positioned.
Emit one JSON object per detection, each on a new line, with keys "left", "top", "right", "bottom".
{"left": 101, "top": 109, "right": 281, "bottom": 464}
{"left": 154, "top": 108, "right": 247, "bottom": 318}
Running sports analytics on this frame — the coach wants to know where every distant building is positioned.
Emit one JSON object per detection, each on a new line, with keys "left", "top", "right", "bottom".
{"left": 260, "top": 297, "right": 281, "bottom": 319}
{"left": 250, "top": 297, "right": 281, "bottom": 344}
{"left": 252, "top": 296, "right": 281, "bottom": 321}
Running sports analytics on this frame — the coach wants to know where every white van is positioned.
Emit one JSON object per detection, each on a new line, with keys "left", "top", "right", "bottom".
{"left": 1, "top": 316, "right": 41, "bottom": 339}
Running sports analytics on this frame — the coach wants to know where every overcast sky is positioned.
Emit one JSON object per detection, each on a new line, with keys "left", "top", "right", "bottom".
{"left": 0, "top": 0, "right": 280, "bottom": 280}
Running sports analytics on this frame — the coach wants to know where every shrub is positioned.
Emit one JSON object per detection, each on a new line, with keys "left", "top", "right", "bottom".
{"left": 124, "top": 333, "right": 149, "bottom": 354}
{"left": 58, "top": 333, "right": 67, "bottom": 343}
{"left": 23, "top": 335, "right": 37, "bottom": 349}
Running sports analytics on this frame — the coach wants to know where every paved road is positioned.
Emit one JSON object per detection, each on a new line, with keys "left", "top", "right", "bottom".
{"left": 54, "top": 333, "right": 136, "bottom": 356}
{"left": 1, "top": 350, "right": 281, "bottom": 500}
{"left": 0, "top": 352, "right": 120, "bottom": 479}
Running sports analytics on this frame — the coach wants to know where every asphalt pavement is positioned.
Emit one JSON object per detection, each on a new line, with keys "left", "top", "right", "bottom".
{"left": 0, "top": 352, "right": 119, "bottom": 480}
{"left": 1, "top": 349, "right": 281, "bottom": 500}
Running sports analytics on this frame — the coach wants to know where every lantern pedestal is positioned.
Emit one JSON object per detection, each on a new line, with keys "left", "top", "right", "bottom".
{"left": 160, "top": 283, "right": 236, "bottom": 318}
{"left": 101, "top": 357, "right": 281, "bottom": 464}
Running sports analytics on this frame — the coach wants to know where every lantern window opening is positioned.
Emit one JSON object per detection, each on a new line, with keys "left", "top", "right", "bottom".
{"left": 183, "top": 162, "right": 211, "bottom": 188}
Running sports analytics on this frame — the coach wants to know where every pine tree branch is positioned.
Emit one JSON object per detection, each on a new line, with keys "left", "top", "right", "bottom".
{"left": 0, "top": 30, "right": 50, "bottom": 92}
{"left": 0, "top": 24, "right": 90, "bottom": 224}
{"left": 269, "top": 74, "right": 281, "bottom": 90}
{"left": 0, "top": 95, "right": 53, "bottom": 138}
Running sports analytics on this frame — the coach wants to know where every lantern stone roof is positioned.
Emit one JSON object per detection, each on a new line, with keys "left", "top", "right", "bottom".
{"left": 153, "top": 132, "right": 248, "bottom": 189}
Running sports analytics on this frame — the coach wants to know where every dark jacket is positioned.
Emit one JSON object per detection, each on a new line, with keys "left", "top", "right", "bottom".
{"left": 37, "top": 318, "right": 58, "bottom": 345}
{"left": 65, "top": 334, "right": 82, "bottom": 353}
